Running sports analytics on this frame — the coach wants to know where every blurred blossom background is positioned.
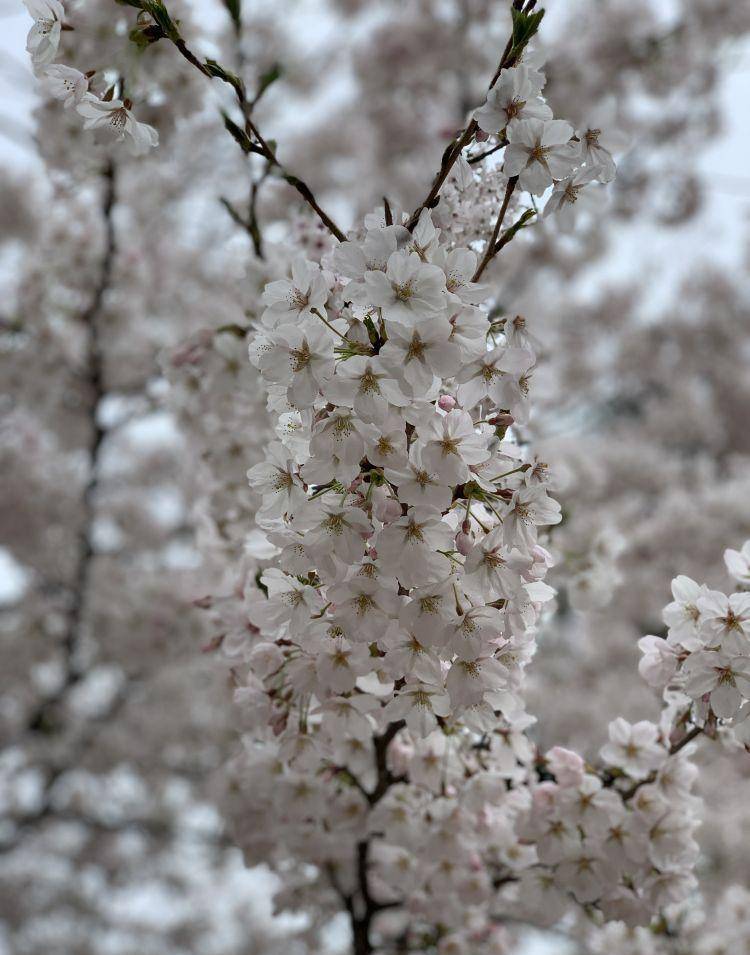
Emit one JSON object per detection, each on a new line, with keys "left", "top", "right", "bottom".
{"left": 1, "top": 0, "right": 749, "bottom": 953}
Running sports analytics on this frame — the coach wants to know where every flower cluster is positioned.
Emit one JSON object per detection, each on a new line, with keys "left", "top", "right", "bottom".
{"left": 23, "top": 1, "right": 158, "bottom": 155}
{"left": 239, "top": 210, "right": 566, "bottom": 944}
{"left": 223, "top": 196, "right": 748, "bottom": 946}
{"left": 473, "top": 59, "right": 614, "bottom": 231}
{"left": 246, "top": 209, "right": 557, "bottom": 729}
{"left": 639, "top": 544, "right": 750, "bottom": 740}
{"left": 198, "top": 38, "right": 748, "bottom": 954}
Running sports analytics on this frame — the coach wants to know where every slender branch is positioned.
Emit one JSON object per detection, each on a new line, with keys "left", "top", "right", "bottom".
{"left": 330, "top": 720, "right": 406, "bottom": 955}
{"left": 247, "top": 162, "right": 271, "bottom": 258}
{"left": 472, "top": 176, "right": 518, "bottom": 281}
{"left": 245, "top": 117, "right": 346, "bottom": 241}
{"left": 670, "top": 723, "right": 703, "bottom": 755}
{"left": 468, "top": 139, "right": 507, "bottom": 164}
{"left": 370, "top": 720, "right": 406, "bottom": 804}
{"left": 222, "top": 4, "right": 267, "bottom": 259}
{"left": 311, "top": 307, "right": 350, "bottom": 344}
{"left": 133, "top": 6, "right": 347, "bottom": 241}
{"left": 27, "top": 162, "right": 117, "bottom": 733}
{"left": 406, "top": 123, "right": 478, "bottom": 231}
{"left": 405, "top": 19, "right": 529, "bottom": 231}
{"left": 174, "top": 37, "right": 212, "bottom": 76}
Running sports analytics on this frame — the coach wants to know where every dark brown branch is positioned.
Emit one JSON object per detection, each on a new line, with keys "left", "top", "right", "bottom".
{"left": 27, "top": 162, "right": 117, "bottom": 734}
{"left": 329, "top": 721, "right": 406, "bottom": 955}
{"left": 405, "top": 22, "right": 527, "bottom": 231}
{"left": 472, "top": 176, "right": 518, "bottom": 281}
{"left": 468, "top": 139, "right": 507, "bottom": 165}
{"left": 142, "top": 12, "right": 347, "bottom": 241}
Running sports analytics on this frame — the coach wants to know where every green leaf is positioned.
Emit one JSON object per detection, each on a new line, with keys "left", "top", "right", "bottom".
{"left": 254, "top": 62, "right": 282, "bottom": 102}
{"left": 509, "top": 6, "right": 545, "bottom": 59}
{"left": 204, "top": 58, "right": 245, "bottom": 97}
{"left": 221, "top": 111, "right": 262, "bottom": 155}
{"left": 222, "top": 0, "right": 241, "bottom": 29}
{"left": 495, "top": 208, "right": 536, "bottom": 251}
{"left": 116, "top": 0, "right": 182, "bottom": 41}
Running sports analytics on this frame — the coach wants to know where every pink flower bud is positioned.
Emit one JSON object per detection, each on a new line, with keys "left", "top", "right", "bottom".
{"left": 456, "top": 530, "right": 473, "bottom": 556}
{"left": 270, "top": 705, "right": 288, "bottom": 737}
{"left": 461, "top": 518, "right": 471, "bottom": 535}
{"left": 475, "top": 129, "right": 490, "bottom": 142}
{"left": 375, "top": 497, "right": 403, "bottom": 524}
{"left": 201, "top": 633, "right": 224, "bottom": 653}
{"left": 545, "top": 746, "right": 585, "bottom": 788}
{"left": 438, "top": 394, "right": 457, "bottom": 412}
{"left": 489, "top": 412, "right": 514, "bottom": 428}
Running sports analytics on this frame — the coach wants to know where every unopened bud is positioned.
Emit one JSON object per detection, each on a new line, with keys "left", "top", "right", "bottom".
{"left": 201, "top": 633, "right": 224, "bottom": 653}
{"left": 489, "top": 413, "right": 514, "bottom": 428}
{"left": 456, "top": 530, "right": 473, "bottom": 556}
{"left": 375, "top": 497, "right": 403, "bottom": 524}
{"left": 438, "top": 394, "right": 457, "bottom": 412}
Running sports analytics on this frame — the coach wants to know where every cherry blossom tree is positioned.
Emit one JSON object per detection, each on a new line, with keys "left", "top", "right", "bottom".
{"left": 6, "top": 0, "right": 750, "bottom": 953}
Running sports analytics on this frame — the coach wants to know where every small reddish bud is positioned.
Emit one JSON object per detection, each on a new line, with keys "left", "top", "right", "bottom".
{"left": 489, "top": 413, "right": 514, "bottom": 428}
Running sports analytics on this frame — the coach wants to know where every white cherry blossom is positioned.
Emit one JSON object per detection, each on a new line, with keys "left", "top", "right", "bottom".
{"left": 725, "top": 542, "right": 750, "bottom": 586}
{"left": 503, "top": 118, "right": 576, "bottom": 195}
{"left": 418, "top": 409, "right": 491, "bottom": 484}
{"left": 44, "top": 64, "right": 89, "bottom": 108}
{"left": 362, "top": 251, "right": 447, "bottom": 326}
{"left": 474, "top": 65, "right": 552, "bottom": 134}
{"left": 76, "top": 95, "right": 159, "bottom": 155}
{"left": 261, "top": 258, "right": 329, "bottom": 326}
{"left": 24, "top": 0, "right": 64, "bottom": 69}
{"left": 600, "top": 719, "right": 667, "bottom": 780}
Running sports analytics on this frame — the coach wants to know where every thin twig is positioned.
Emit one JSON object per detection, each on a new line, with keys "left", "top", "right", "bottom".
{"left": 468, "top": 139, "right": 507, "bottom": 164}
{"left": 153, "top": 21, "right": 347, "bottom": 240}
{"left": 406, "top": 21, "right": 525, "bottom": 230}
{"left": 472, "top": 176, "right": 518, "bottom": 281}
